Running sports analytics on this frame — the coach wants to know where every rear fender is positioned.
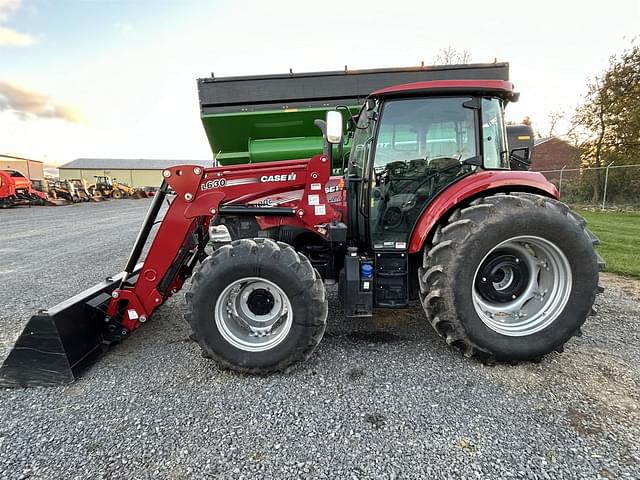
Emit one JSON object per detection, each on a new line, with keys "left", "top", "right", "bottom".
{"left": 407, "top": 170, "right": 558, "bottom": 254}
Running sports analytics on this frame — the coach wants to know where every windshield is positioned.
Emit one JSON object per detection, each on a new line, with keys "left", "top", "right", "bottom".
{"left": 374, "top": 97, "right": 477, "bottom": 171}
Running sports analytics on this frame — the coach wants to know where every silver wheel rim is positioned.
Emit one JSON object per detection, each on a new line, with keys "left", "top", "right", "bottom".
{"left": 215, "top": 277, "right": 293, "bottom": 352}
{"left": 472, "top": 235, "right": 572, "bottom": 337}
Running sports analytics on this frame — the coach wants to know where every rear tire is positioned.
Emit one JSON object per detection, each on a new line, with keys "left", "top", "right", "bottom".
{"left": 419, "top": 193, "right": 601, "bottom": 361}
{"left": 186, "top": 238, "right": 327, "bottom": 373}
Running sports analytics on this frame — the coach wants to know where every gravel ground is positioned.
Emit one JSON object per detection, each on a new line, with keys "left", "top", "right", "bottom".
{"left": 0, "top": 200, "right": 639, "bottom": 480}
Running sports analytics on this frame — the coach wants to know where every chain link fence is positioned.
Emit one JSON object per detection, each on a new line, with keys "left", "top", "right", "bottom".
{"left": 535, "top": 164, "right": 640, "bottom": 210}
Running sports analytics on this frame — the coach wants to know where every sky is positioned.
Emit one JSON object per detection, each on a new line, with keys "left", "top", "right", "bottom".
{"left": 0, "top": 0, "right": 638, "bottom": 166}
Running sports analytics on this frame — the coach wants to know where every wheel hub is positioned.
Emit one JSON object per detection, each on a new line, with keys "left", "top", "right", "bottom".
{"left": 246, "top": 289, "right": 275, "bottom": 316}
{"left": 476, "top": 252, "right": 529, "bottom": 303}
{"left": 215, "top": 277, "right": 293, "bottom": 352}
{"left": 471, "top": 236, "right": 572, "bottom": 337}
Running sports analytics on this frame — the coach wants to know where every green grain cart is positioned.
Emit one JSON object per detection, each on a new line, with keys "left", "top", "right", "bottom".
{"left": 197, "top": 63, "right": 530, "bottom": 169}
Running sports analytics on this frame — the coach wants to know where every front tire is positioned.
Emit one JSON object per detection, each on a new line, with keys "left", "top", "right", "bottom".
{"left": 419, "top": 193, "right": 601, "bottom": 361}
{"left": 186, "top": 238, "right": 327, "bottom": 373}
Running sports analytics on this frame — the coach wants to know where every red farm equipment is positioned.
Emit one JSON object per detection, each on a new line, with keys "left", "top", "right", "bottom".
{"left": 0, "top": 63, "right": 603, "bottom": 387}
{"left": 0, "top": 170, "right": 49, "bottom": 207}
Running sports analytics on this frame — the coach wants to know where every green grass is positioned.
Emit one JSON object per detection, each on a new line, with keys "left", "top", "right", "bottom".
{"left": 576, "top": 209, "right": 640, "bottom": 278}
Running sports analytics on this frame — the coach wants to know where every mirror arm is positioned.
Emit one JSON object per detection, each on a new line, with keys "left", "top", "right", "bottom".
{"left": 314, "top": 119, "right": 331, "bottom": 158}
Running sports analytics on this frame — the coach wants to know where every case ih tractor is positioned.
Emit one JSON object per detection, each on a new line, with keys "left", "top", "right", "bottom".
{"left": 0, "top": 63, "right": 602, "bottom": 387}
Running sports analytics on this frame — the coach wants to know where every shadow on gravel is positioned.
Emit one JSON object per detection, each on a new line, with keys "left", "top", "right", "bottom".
{"left": 323, "top": 330, "right": 404, "bottom": 343}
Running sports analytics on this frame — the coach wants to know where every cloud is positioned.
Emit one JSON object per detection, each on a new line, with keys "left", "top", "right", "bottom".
{"left": 0, "top": 25, "right": 33, "bottom": 46}
{"left": 0, "top": 0, "right": 35, "bottom": 47}
{"left": 0, "top": 0, "right": 21, "bottom": 22}
{"left": 0, "top": 81, "right": 81, "bottom": 123}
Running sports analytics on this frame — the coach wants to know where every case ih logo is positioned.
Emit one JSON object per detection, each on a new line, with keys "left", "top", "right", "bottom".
{"left": 260, "top": 173, "right": 296, "bottom": 183}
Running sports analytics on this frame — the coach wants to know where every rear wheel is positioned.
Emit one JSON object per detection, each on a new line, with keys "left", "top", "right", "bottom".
{"left": 186, "top": 238, "right": 327, "bottom": 373}
{"left": 419, "top": 193, "right": 601, "bottom": 361}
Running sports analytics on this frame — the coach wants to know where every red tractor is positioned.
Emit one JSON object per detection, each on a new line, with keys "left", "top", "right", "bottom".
{"left": 0, "top": 69, "right": 603, "bottom": 387}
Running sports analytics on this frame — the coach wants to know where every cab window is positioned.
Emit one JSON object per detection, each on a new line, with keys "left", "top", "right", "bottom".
{"left": 482, "top": 98, "right": 509, "bottom": 169}
{"left": 349, "top": 108, "right": 376, "bottom": 172}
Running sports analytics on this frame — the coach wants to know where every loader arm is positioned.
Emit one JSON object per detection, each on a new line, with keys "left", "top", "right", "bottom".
{"left": 106, "top": 153, "right": 340, "bottom": 333}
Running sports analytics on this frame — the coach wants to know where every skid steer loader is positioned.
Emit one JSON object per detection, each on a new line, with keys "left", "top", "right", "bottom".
{"left": 0, "top": 63, "right": 603, "bottom": 387}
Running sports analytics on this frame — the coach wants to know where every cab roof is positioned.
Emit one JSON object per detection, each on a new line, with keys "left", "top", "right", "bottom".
{"left": 371, "top": 79, "right": 519, "bottom": 102}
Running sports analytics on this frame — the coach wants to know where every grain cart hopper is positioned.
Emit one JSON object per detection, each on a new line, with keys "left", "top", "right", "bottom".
{"left": 0, "top": 63, "right": 603, "bottom": 387}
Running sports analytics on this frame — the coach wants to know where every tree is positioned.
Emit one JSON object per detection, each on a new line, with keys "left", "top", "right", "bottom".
{"left": 546, "top": 111, "right": 567, "bottom": 138}
{"left": 572, "top": 42, "right": 640, "bottom": 204}
{"left": 433, "top": 47, "right": 471, "bottom": 65}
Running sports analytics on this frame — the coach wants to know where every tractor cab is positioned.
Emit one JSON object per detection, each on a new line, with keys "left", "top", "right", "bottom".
{"left": 94, "top": 176, "right": 114, "bottom": 189}
{"left": 345, "top": 80, "right": 516, "bottom": 251}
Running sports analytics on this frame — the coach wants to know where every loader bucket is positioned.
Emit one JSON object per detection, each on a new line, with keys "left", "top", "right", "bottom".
{"left": 132, "top": 190, "right": 147, "bottom": 199}
{"left": 0, "top": 268, "right": 140, "bottom": 387}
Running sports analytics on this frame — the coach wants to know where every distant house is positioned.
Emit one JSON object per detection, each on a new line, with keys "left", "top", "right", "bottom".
{"left": 530, "top": 137, "right": 581, "bottom": 180}
{"left": 0, "top": 154, "right": 44, "bottom": 180}
{"left": 58, "top": 158, "right": 212, "bottom": 188}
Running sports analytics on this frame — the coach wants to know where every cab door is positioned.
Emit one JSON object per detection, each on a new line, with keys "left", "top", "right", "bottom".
{"left": 345, "top": 103, "right": 377, "bottom": 248}
{"left": 368, "top": 96, "right": 479, "bottom": 250}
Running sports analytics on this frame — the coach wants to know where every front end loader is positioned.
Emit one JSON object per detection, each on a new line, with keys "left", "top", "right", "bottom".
{"left": 0, "top": 64, "right": 603, "bottom": 387}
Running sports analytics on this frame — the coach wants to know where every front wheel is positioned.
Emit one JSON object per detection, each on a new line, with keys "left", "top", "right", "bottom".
{"left": 186, "top": 238, "right": 327, "bottom": 373}
{"left": 419, "top": 193, "right": 602, "bottom": 361}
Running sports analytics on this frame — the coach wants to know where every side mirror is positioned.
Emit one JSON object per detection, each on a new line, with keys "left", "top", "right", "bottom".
{"left": 326, "top": 111, "right": 343, "bottom": 145}
{"left": 509, "top": 147, "right": 531, "bottom": 171}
